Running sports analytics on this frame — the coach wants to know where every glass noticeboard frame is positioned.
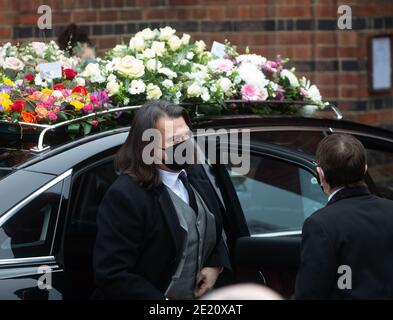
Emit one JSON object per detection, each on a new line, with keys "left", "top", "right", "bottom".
{"left": 369, "top": 35, "right": 392, "bottom": 92}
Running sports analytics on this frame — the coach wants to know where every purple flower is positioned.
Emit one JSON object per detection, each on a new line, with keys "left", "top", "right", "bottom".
{"left": 0, "top": 104, "right": 4, "bottom": 112}
{"left": 90, "top": 90, "right": 110, "bottom": 107}
{"left": 0, "top": 85, "right": 13, "bottom": 94}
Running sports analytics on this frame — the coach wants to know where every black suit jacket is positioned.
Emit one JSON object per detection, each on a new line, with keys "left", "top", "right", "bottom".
{"left": 294, "top": 186, "right": 393, "bottom": 299}
{"left": 93, "top": 165, "right": 231, "bottom": 300}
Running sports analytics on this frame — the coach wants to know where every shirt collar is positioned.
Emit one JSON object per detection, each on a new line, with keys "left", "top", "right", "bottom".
{"left": 328, "top": 187, "right": 344, "bottom": 202}
{"left": 159, "top": 168, "right": 186, "bottom": 188}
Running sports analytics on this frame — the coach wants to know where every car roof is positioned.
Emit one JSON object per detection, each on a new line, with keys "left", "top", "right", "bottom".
{"left": 1, "top": 115, "right": 393, "bottom": 175}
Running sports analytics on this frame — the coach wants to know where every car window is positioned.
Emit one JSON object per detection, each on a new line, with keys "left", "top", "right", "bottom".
{"left": 251, "top": 130, "right": 325, "bottom": 155}
{"left": 365, "top": 148, "right": 393, "bottom": 200}
{"left": 0, "top": 181, "right": 62, "bottom": 259}
{"left": 226, "top": 154, "right": 327, "bottom": 236}
{"left": 64, "top": 159, "right": 118, "bottom": 299}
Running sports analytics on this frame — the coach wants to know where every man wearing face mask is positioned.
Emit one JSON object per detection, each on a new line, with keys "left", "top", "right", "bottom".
{"left": 93, "top": 101, "right": 231, "bottom": 300}
{"left": 294, "top": 134, "right": 393, "bottom": 299}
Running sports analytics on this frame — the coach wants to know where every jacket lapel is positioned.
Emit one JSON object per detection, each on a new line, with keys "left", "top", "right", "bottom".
{"left": 155, "top": 184, "right": 185, "bottom": 261}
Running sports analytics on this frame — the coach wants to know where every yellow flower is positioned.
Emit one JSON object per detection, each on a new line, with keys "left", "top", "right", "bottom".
{"left": 0, "top": 93, "right": 12, "bottom": 112}
{"left": 70, "top": 100, "right": 84, "bottom": 111}
{"left": 41, "top": 88, "right": 53, "bottom": 95}
{"left": 2, "top": 76, "right": 14, "bottom": 86}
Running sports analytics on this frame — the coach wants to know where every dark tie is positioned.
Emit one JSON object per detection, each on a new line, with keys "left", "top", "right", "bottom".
{"left": 179, "top": 171, "right": 198, "bottom": 214}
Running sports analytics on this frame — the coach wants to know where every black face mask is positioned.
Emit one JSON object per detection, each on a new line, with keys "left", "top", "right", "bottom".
{"left": 162, "top": 138, "right": 195, "bottom": 171}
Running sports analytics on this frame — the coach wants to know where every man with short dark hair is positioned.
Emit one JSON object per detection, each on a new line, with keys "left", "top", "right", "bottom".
{"left": 294, "top": 133, "right": 393, "bottom": 299}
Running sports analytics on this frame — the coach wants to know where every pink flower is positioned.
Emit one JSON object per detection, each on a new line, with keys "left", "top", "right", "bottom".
{"left": 92, "top": 120, "right": 99, "bottom": 127}
{"left": 48, "top": 112, "right": 58, "bottom": 121}
{"left": 83, "top": 104, "right": 94, "bottom": 113}
{"left": 208, "top": 59, "right": 234, "bottom": 73}
{"left": 61, "top": 89, "right": 71, "bottom": 97}
{"left": 262, "top": 61, "right": 278, "bottom": 73}
{"left": 299, "top": 87, "right": 309, "bottom": 98}
{"left": 241, "top": 84, "right": 268, "bottom": 101}
{"left": 276, "top": 85, "right": 285, "bottom": 101}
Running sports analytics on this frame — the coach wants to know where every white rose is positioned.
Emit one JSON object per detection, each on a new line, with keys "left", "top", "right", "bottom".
{"left": 115, "top": 56, "right": 145, "bottom": 78}
{"left": 217, "top": 77, "right": 232, "bottom": 94}
{"left": 82, "top": 63, "right": 105, "bottom": 83}
{"left": 236, "top": 54, "right": 267, "bottom": 66}
{"left": 186, "top": 52, "right": 194, "bottom": 60}
{"left": 107, "top": 74, "right": 117, "bottom": 83}
{"left": 106, "top": 80, "right": 120, "bottom": 96}
{"left": 195, "top": 40, "right": 206, "bottom": 53}
{"left": 31, "top": 42, "right": 47, "bottom": 57}
{"left": 168, "top": 35, "right": 182, "bottom": 51}
{"left": 162, "top": 79, "right": 173, "bottom": 89}
{"left": 75, "top": 77, "right": 86, "bottom": 86}
{"left": 146, "top": 59, "right": 162, "bottom": 71}
{"left": 15, "top": 79, "right": 23, "bottom": 87}
{"left": 3, "top": 57, "right": 24, "bottom": 71}
{"left": 181, "top": 33, "right": 191, "bottom": 45}
{"left": 129, "top": 36, "right": 145, "bottom": 52}
{"left": 140, "top": 48, "right": 156, "bottom": 59}
{"left": 105, "top": 57, "right": 120, "bottom": 73}
{"left": 113, "top": 44, "right": 127, "bottom": 53}
{"left": 128, "top": 79, "right": 146, "bottom": 95}
{"left": 280, "top": 69, "right": 299, "bottom": 87}
{"left": 159, "top": 26, "right": 176, "bottom": 40}
{"left": 140, "top": 28, "right": 155, "bottom": 40}
{"left": 159, "top": 67, "right": 177, "bottom": 79}
{"left": 201, "top": 87, "right": 210, "bottom": 101}
{"left": 146, "top": 83, "right": 162, "bottom": 100}
{"left": 151, "top": 41, "right": 166, "bottom": 56}
{"left": 187, "top": 82, "right": 202, "bottom": 98}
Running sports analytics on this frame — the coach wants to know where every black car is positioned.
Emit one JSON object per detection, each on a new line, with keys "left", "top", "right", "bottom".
{"left": 1, "top": 113, "right": 393, "bottom": 299}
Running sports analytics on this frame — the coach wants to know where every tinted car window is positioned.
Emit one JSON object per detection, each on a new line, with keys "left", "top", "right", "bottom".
{"left": 251, "top": 130, "right": 325, "bottom": 155}
{"left": 366, "top": 148, "right": 393, "bottom": 200}
{"left": 226, "top": 154, "right": 327, "bottom": 235}
{"left": 64, "top": 160, "right": 118, "bottom": 299}
{"left": 0, "top": 181, "right": 62, "bottom": 259}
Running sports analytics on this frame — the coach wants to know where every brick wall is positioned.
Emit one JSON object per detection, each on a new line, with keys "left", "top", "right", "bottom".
{"left": 1, "top": 0, "right": 393, "bottom": 129}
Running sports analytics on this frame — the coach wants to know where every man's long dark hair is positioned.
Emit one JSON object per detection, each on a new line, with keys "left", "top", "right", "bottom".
{"left": 115, "top": 101, "right": 192, "bottom": 189}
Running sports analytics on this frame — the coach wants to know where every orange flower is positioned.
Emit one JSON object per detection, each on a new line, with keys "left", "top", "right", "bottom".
{"left": 21, "top": 111, "right": 37, "bottom": 123}
{"left": 28, "top": 91, "right": 44, "bottom": 101}
{"left": 35, "top": 106, "right": 49, "bottom": 119}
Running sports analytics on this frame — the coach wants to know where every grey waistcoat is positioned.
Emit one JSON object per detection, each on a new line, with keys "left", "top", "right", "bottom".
{"left": 164, "top": 185, "right": 216, "bottom": 300}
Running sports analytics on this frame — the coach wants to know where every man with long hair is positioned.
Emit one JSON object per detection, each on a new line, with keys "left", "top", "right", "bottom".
{"left": 93, "top": 101, "right": 230, "bottom": 299}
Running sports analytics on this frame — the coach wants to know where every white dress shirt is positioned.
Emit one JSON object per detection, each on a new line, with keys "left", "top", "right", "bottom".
{"left": 159, "top": 168, "right": 189, "bottom": 205}
{"left": 328, "top": 187, "right": 344, "bottom": 202}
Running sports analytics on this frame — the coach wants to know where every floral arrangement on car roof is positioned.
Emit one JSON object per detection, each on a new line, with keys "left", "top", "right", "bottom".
{"left": 0, "top": 26, "right": 328, "bottom": 136}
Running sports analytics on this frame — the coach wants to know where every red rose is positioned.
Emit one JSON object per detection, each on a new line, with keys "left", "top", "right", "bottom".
{"left": 11, "top": 100, "right": 26, "bottom": 113}
{"left": 24, "top": 73, "right": 34, "bottom": 83}
{"left": 72, "top": 85, "right": 88, "bottom": 96}
{"left": 63, "top": 68, "right": 78, "bottom": 80}
{"left": 54, "top": 83, "right": 65, "bottom": 91}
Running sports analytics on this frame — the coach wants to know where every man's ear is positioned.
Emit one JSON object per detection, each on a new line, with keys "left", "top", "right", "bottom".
{"left": 316, "top": 166, "right": 325, "bottom": 183}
